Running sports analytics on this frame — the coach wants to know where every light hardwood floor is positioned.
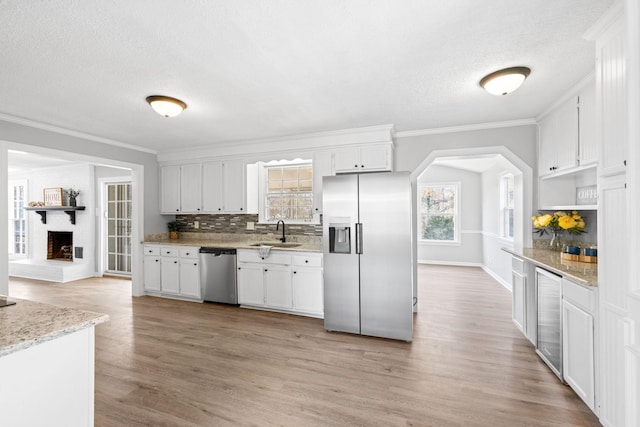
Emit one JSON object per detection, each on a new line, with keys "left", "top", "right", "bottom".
{"left": 9, "top": 265, "right": 601, "bottom": 426}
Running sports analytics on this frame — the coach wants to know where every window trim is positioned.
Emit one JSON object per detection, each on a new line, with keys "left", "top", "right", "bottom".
{"left": 418, "top": 181, "right": 461, "bottom": 244}
{"left": 500, "top": 172, "right": 515, "bottom": 240}
{"left": 257, "top": 159, "right": 316, "bottom": 225}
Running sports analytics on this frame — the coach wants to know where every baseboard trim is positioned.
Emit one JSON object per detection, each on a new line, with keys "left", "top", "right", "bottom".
{"left": 418, "top": 260, "right": 512, "bottom": 291}
{"left": 481, "top": 265, "right": 512, "bottom": 291}
{"left": 418, "top": 260, "right": 482, "bottom": 267}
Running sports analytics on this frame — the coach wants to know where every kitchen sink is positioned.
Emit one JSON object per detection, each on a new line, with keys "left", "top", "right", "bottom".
{"left": 249, "top": 242, "right": 302, "bottom": 248}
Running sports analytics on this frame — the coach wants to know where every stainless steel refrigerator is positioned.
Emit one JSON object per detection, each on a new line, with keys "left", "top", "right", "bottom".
{"left": 322, "top": 172, "right": 413, "bottom": 341}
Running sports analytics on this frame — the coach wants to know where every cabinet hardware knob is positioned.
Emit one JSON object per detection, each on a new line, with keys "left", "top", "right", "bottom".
{"left": 174, "top": 261, "right": 177, "bottom": 264}
{"left": 361, "top": 165, "right": 364, "bottom": 168}
{"left": 240, "top": 208, "right": 243, "bottom": 211}
{"left": 624, "top": 160, "right": 627, "bottom": 166}
{"left": 264, "top": 269, "right": 268, "bottom": 272}
{"left": 218, "top": 208, "right": 221, "bottom": 211}
{"left": 197, "top": 208, "right": 200, "bottom": 211}
{"left": 176, "top": 209, "right": 179, "bottom": 211}
{"left": 261, "top": 257, "right": 264, "bottom": 260}
{"left": 354, "top": 164, "right": 358, "bottom": 167}
{"left": 305, "top": 260, "right": 309, "bottom": 263}
{"left": 186, "top": 253, "right": 189, "bottom": 255}
{"left": 238, "top": 267, "right": 241, "bottom": 270}
{"left": 293, "top": 271, "right": 297, "bottom": 274}
{"left": 155, "top": 259, "right": 159, "bottom": 262}
{"left": 194, "top": 263, "right": 197, "bottom": 266}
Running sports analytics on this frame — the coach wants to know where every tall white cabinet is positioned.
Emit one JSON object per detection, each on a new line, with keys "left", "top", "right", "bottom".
{"left": 585, "top": 5, "right": 631, "bottom": 426}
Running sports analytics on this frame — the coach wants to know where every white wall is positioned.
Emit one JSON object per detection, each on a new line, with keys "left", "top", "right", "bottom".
{"left": 481, "top": 162, "right": 519, "bottom": 288}
{"left": 395, "top": 125, "right": 537, "bottom": 173}
{"left": 417, "top": 165, "right": 482, "bottom": 265}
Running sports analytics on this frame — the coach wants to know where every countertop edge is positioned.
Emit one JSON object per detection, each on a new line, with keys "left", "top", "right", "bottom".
{"left": 502, "top": 247, "right": 597, "bottom": 288}
{"left": 143, "top": 239, "right": 323, "bottom": 253}
{"left": 0, "top": 312, "right": 109, "bottom": 358}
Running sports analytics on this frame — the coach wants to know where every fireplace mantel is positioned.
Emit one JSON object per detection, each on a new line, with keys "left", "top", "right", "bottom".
{"left": 24, "top": 206, "right": 86, "bottom": 225}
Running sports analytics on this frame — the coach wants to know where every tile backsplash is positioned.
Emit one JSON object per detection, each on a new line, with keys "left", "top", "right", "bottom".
{"left": 175, "top": 214, "right": 323, "bottom": 237}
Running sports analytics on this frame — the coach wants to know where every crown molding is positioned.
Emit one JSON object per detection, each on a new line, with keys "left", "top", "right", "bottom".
{"left": 583, "top": 1, "right": 624, "bottom": 41}
{"left": 393, "top": 119, "right": 536, "bottom": 139}
{"left": 0, "top": 113, "right": 157, "bottom": 155}
{"left": 157, "top": 124, "right": 395, "bottom": 162}
{"left": 537, "top": 72, "right": 596, "bottom": 121}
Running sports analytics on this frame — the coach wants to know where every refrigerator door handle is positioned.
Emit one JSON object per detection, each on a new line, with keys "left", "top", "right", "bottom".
{"left": 355, "top": 223, "right": 363, "bottom": 254}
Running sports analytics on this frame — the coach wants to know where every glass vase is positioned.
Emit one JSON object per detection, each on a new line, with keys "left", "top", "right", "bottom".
{"left": 549, "top": 230, "right": 563, "bottom": 252}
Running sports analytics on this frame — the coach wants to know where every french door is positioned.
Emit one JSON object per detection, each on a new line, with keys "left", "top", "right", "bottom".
{"left": 105, "top": 182, "right": 132, "bottom": 275}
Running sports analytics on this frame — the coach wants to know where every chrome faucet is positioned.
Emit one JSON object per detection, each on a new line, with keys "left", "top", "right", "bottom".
{"left": 276, "top": 220, "right": 286, "bottom": 242}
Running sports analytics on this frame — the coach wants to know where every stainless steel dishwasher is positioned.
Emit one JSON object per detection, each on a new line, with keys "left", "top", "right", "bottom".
{"left": 199, "top": 248, "right": 238, "bottom": 304}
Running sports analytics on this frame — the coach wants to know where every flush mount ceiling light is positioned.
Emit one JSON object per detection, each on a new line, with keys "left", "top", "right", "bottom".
{"left": 480, "top": 66, "right": 531, "bottom": 96}
{"left": 145, "top": 95, "right": 187, "bottom": 117}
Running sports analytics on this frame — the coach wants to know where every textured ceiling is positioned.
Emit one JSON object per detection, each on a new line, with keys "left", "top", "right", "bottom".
{"left": 0, "top": 0, "right": 614, "bottom": 154}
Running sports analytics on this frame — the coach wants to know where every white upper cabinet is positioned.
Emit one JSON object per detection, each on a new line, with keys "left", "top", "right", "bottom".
{"left": 538, "top": 78, "right": 597, "bottom": 178}
{"left": 578, "top": 83, "right": 597, "bottom": 166}
{"left": 596, "top": 16, "right": 627, "bottom": 177}
{"left": 160, "top": 165, "right": 181, "bottom": 213}
{"left": 161, "top": 159, "right": 246, "bottom": 214}
{"left": 223, "top": 159, "right": 246, "bottom": 213}
{"left": 312, "top": 151, "right": 333, "bottom": 214}
{"left": 333, "top": 144, "right": 392, "bottom": 173}
{"left": 554, "top": 96, "right": 580, "bottom": 172}
{"left": 202, "top": 161, "right": 224, "bottom": 212}
{"left": 180, "top": 163, "right": 202, "bottom": 213}
{"left": 538, "top": 96, "right": 579, "bottom": 176}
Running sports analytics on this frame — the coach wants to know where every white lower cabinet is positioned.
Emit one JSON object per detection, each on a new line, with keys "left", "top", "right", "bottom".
{"left": 562, "top": 278, "right": 597, "bottom": 412}
{"left": 237, "top": 249, "right": 323, "bottom": 317}
{"left": 161, "top": 256, "right": 180, "bottom": 294}
{"left": 512, "top": 270, "right": 526, "bottom": 333}
{"left": 143, "top": 255, "right": 161, "bottom": 291}
{"left": 237, "top": 263, "right": 264, "bottom": 305}
{"left": 292, "top": 268, "right": 323, "bottom": 316}
{"left": 179, "top": 259, "right": 201, "bottom": 298}
{"left": 143, "top": 245, "right": 201, "bottom": 300}
{"left": 264, "top": 265, "right": 293, "bottom": 309}
{"left": 510, "top": 255, "right": 536, "bottom": 345}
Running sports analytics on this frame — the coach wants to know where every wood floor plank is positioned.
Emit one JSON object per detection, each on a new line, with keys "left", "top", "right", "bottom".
{"left": 8, "top": 265, "right": 601, "bottom": 426}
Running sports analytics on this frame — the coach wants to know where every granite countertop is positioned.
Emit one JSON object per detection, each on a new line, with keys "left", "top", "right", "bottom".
{"left": 0, "top": 297, "right": 109, "bottom": 357}
{"left": 144, "top": 235, "right": 323, "bottom": 253}
{"left": 502, "top": 247, "right": 598, "bottom": 287}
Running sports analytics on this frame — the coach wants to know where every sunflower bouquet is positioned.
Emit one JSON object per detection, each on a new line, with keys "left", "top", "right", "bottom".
{"left": 532, "top": 211, "right": 586, "bottom": 236}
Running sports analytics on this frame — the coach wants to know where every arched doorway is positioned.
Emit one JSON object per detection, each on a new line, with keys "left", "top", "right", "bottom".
{"left": 409, "top": 146, "right": 533, "bottom": 309}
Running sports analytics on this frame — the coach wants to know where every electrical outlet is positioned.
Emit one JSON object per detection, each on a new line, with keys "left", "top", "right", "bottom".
{"left": 246, "top": 221, "right": 255, "bottom": 230}
{"left": 193, "top": 221, "right": 199, "bottom": 229}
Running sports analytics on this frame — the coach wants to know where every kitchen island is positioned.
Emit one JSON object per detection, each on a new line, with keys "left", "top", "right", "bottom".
{"left": 0, "top": 296, "right": 108, "bottom": 427}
